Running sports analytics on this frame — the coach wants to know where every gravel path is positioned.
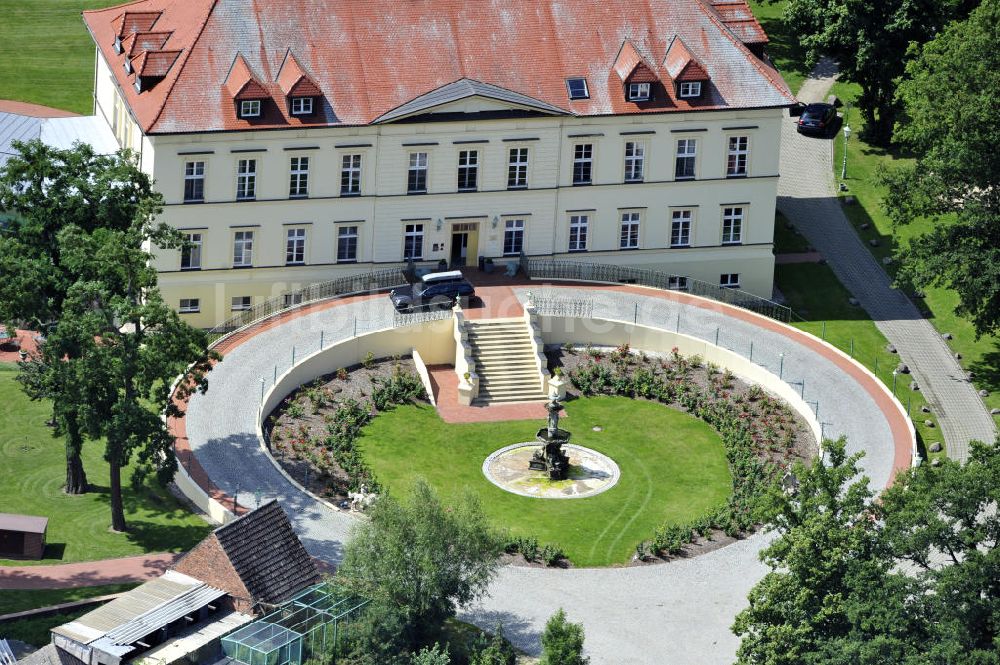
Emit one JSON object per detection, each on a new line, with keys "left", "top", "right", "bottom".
{"left": 777, "top": 59, "right": 996, "bottom": 461}
{"left": 185, "top": 285, "right": 903, "bottom": 664}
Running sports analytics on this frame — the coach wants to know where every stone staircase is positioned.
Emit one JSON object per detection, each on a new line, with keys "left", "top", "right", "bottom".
{"left": 466, "top": 319, "right": 548, "bottom": 404}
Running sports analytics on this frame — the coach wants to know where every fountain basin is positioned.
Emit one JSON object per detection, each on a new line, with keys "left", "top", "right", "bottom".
{"left": 483, "top": 443, "right": 621, "bottom": 499}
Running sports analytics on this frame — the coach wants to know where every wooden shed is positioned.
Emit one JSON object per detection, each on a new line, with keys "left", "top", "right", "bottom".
{"left": 0, "top": 512, "right": 48, "bottom": 559}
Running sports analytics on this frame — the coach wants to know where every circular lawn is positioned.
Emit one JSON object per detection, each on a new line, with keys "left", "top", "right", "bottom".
{"left": 358, "top": 396, "right": 732, "bottom": 567}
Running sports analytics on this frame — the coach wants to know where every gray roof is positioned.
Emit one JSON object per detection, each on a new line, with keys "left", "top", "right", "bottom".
{"left": 15, "top": 644, "right": 82, "bottom": 665}
{"left": 374, "top": 78, "right": 569, "bottom": 123}
{"left": 0, "top": 513, "right": 48, "bottom": 534}
{"left": 213, "top": 501, "right": 320, "bottom": 606}
{"left": 0, "top": 113, "right": 43, "bottom": 170}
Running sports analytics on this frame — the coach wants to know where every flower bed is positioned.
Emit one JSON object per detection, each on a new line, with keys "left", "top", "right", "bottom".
{"left": 551, "top": 343, "right": 816, "bottom": 559}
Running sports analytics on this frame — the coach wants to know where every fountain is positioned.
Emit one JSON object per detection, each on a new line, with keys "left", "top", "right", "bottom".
{"left": 529, "top": 397, "right": 571, "bottom": 480}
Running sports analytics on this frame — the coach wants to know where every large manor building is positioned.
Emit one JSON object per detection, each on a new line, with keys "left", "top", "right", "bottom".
{"left": 82, "top": 0, "right": 794, "bottom": 328}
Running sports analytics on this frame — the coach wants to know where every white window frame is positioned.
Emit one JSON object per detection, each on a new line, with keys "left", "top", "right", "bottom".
{"left": 566, "top": 78, "right": 589, "bottom": 100}
{"left": 503, "top": 219, "right": 525, "bottom": 257}
{"left": 289, "top": 156, "right": 309, "bottom": 198}
{"left": 727, "top": 136, "right": 750, "bottom": 177}
{"left": 285, "top": 227, "right": 306, "bottom": 265}
{"left": 679, "top": 81, "right": 702, "bottom": 98}
{"left": 403, "top": 223, "right": 424, "bottom": 261}
{"left": 573, "top": 143, "right": 593, "bottom": 185}
{"left": 624, "top": 141, "right": 645, "bottom": 182}
{"left": 231, "top": 296, "right": 252, "bottom": 311}
{"left": 184, "top": 161, "right": 205, "bottom": 203}
{"left": 236, "top": 159, "right": 256, "bottom": 200}
{"left": 457, "top": 150, "right": 479, "bottom": 192}
{"left": 722, "top": 207, "right": 744, "bottom": 245}
{"left": 670, "top": 210, "right": 693, "bottom": 248}
{"left": 675, "top": 139, "right": 697, "bottom": 180}
{"left": 568, "top": 214, "right": 589, "bottom": 252}
{"left": 179, "top": 298, "right": 200, "bottom": 313}
{"left": 240, "top": 99, "right": 261, "bottom": 118}
{"left": 407, "top": 152, "right": 428, "bottom": 193}
{"left": 720, "top": 273, "right": 741, "bottom": 289}
{"left": 340, "top": 154, "right": 362, "bottom": 196}
{"left": 337, "top": 225, "right": 359, "bottom": 263}
{"left": 627, "top": 82, "right": 651, "bottom": 102}
{"left": 290, "top": 97, "right": 313, "bottom": 115}
{"left": 233, "top": 230, "right": 254, "bottom": 267}
{"left": 180, "top": 232, "right": 202, "bottom": 270}
{"left": 619, "top": 211, "right": 641, "bottom": 249}
{"left": 507, "top": 147, "right": 529, "bottom": 189}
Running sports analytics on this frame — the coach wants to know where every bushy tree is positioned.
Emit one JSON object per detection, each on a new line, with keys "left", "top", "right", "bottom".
{"left": 470, "top": 623, "right": 516, "bottom": 665}
{"left": 335, "top": 479, "right": 502, "bottom": 651}
{"left": 409, "top": 644, "right": 450, "bottom": 665}
{"left": 0, "top": 141, "right": 166, "bottom": 493}
{"left": 776, "top": 0, "right": 978, "bottom": 144}
{"left": 734, "top": 438, "right": 1000, "bottom": 663}
{"left": 539, "top": 609, "right": 588, "bottom": 665}
{"left": 882, "top": 0, "right": 1000, "bottom": 337}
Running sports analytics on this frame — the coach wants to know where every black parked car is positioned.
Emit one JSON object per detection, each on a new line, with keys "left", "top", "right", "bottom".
{"left": 796, "top": 103, "right": 837, "bottom": 137}
{"left": 390, "top": 270, "right": 476, "bottom": 312}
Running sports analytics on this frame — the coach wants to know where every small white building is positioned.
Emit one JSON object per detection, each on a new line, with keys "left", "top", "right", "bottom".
{"left": 82, "top": 0, "right": 795, "bottom": 328}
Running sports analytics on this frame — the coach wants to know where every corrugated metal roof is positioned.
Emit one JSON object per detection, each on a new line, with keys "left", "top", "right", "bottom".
{"left": 39, "top": 116, "right": 118, "bottom": 155}
{"left": 0, "top": 113, "right": 43, "bottom": 170}
{"left": 374, "top": 78, "right": 567, "bottom": 123}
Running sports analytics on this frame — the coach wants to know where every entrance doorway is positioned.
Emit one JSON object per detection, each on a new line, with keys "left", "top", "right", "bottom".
{"left": 449, "top": 222, "right": 479, "bottom": 268}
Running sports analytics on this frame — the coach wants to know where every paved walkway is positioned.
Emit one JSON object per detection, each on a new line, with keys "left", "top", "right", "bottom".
{"left": 777, "top": 61, "right": 996, "bottom": 461}
{"left": 0, "top": 553, "right": 179, "bottom": 590}
{"left": 179, "top": 281, "right": 911, "bottom": 664}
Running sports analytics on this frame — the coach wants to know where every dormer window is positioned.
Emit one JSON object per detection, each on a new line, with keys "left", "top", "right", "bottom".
{"left": 290, "top": 97, "right": 313, "bottom": 116}
{"left": 114, "top": 36, "right": 123, "bottom": 54}
{"left": 679, "top": 81, "right": 702, "bottom": 98}
{"left": 240, "top": 100, "right": 261, "bottom": 118}
{"left": 627, "top": 82, "right": 650, "bottom": 102}
{"left": 566, "top": 78, "right": 589, "bottom": 100}
{"left": 124, "top": 59, "right": 133, "bottom": 74}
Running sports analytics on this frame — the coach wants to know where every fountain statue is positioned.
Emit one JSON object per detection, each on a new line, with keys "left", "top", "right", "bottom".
{"left": 529, "top": 397, "right": 571, "bottom": 480}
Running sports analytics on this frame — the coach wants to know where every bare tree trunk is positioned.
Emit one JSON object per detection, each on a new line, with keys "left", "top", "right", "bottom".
{"left": 109, "top": 455, "right": 126, "bottom": 532}
{"left": 64, "top": 413, "right": 88, "bottom": 494}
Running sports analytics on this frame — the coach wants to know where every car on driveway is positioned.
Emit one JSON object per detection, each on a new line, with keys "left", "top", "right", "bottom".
{"left": 390, "top": 270, "right": 476, "bottom": 312}
{"left": 796, "top": 103, "right": 837, "bottom": 137}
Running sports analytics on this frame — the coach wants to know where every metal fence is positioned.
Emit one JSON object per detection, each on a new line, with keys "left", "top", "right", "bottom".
{"left": 531, "top": 297, "right": 594, "bottom": 318}
{"left": 519, "top": 256, "right": 793, "bottom": 323}
{"left": 208, "top": 268, "right": 408, "bottom": 341}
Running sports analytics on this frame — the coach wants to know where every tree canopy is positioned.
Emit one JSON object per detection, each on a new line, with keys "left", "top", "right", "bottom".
{"left": 777, "top": 0, "right": 978, "bottom": 144}
{"left": 882, "top": 0, "right": 1000, "bottom": 337}
{"left": 733, "top": 439, "right": 1000, "bottom": 663}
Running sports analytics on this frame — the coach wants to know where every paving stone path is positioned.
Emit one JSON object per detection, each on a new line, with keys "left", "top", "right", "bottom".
{"left": 777, "top": 60, "right": 996, "bottom": 461}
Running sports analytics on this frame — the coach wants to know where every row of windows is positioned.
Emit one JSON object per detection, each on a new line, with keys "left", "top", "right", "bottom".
{"left": 566, "top": 78, "right": 702, "bottom": 102}
{"left": 181, "top": 136, "right": 751, "bottom": 203}
{"left": 178, "top": 206, "right": 745, "bottom": 270}
{"left": 176, "top": 268, "right": 744, "bottom": 315}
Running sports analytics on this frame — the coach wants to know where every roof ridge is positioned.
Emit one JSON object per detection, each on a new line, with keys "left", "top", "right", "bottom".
{"left": 148, "top": 0, "right": 219, "bottom": 133}
{"left": 694, "top": 0, "right": 794, "bottom": 102}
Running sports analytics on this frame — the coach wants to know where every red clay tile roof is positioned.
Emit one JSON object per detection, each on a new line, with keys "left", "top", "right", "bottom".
{"left": 664, "top": 36, "right": 710, "bottom": 82}
{"left": 277, "top": 52, "right": 323, "bottom": 99}
{"left": 83, "top": 0, "right": 794, "bottom": 135}
{"left": 139, "top": 49, "right": 182, "bottom": 78}
{"left": 613, "top": 41, "right": 660, "bottom": 84}
{"left": 708, "top": 0, "right": 769, "bottom": 45}
{"left": 127, "top": 31, "right": 172, "bottom": 57}
{"left": 225, "top": 54, "right": 269, "bottom": 101}
{"left": 115, "top": 10, "right": 162, "bottom": 38}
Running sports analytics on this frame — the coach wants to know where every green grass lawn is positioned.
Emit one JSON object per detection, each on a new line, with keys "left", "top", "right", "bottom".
{"left": 359, "top": 397, "right": 732, "bottom": 567}
{"left": 0, "top": 365, "right": 211, "bottom": 566}
{"left": 748, "top": 0, "right": 809, "bottom": 95}
{"left": 0, "top": 583, "right": 137, "bottom": 647}
{"left": 829, "top": 79, "right": 1000, "bottom": 430}
{"left": 773, "top": 210, "right": 812, "bottom": 254}
{"left": 0, "top": 0, "right": 121, "bottom": 113}
{"left": 776, "top": 264, "right": 941, "bottom": 457}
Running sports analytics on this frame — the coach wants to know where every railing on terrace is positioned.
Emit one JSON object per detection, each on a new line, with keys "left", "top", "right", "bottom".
{"left": 518, "top": 255, "right": 794, "bottom": 323}
{"left": 208, "top": 267, "right": 408, "bottom": 343}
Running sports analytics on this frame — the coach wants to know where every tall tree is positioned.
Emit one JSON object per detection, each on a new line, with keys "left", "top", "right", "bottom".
{"left": 882, "top": 0, "right": 1000, "bottom": 337}
{"left": 0, "top": 141, "right": 163, "bottom": 493}
{"left": 779, "top": 0, "right": 978, "bottom": 144}
{"left": 335, "top": 479, "right": 502, "bottom": 651}
{"left": 539, "top": 609, "right": 589, "bottom": 665}
{"left": 54, "top": 214, "right": 215, "bottom": 532}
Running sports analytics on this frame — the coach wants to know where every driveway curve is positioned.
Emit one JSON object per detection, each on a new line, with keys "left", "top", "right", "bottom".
{"left": 179, "top": 283, "right": 912, "bottom": 664}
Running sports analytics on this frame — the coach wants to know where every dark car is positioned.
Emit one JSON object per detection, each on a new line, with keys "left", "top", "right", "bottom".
{"left": 796, "top": 103, "right": 837, "bottom": 136}
{"left": 390, "top": 270, "right": 476, "bottom": 312}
